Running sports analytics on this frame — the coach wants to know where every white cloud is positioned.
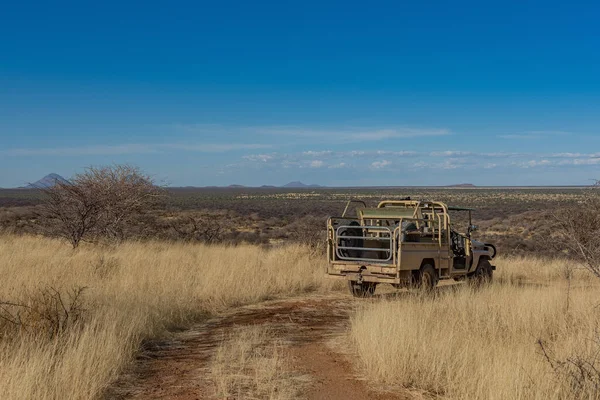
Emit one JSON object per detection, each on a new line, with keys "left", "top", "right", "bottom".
{"left": 551, "top": 152, "right": 600, "bottom": 159}
{"left": 430, "top": 151, "right": 472, "bottom": 157}
{"left": 561, "top": 158, "right": 600, "bottom": 166}
{"left": 303, "top": 150, "right": 333, "bottom": 157}
{"left": 329, "top": 162, "right": 348, "bottom": 169}
{"left": 371, "top": 160, "right": 392, "bottom": 169}
{"left": 485, "top": 152, "right": 524, "bottom": 157}
{"left": 409, "top": 158, "right": 471, "bottom": 170}
{"left": 243, "top": 154, "right": 275, "bottom": 162}
{"left": 551, "top": 152, "right": 585, "bottom": 158}
{"left": 375, "top": 150, "right": 419, "bottom": 156}
{"left": 441, "top": 159, "right": 465, "bottom": 169}
{"left": 237, "top": 148, "right": 600, "bottom": 174}
{"left": 516, "top": 159, "right": 552, "bottom": 168}
{"left": 281, "top": 160, "right": 298, "bottom": 169}
{"left": 251, "top": 125, "right": 450, "bottom": 142}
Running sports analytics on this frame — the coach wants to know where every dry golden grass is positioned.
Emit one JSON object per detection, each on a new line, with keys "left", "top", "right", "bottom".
{"left": 211, "top": 326, "right": 307, "bottom": 399}
{"left": 4, "top": 233, "right": 599, "bottom": 400}
{"left": 350, "top": 257, "right": 600, "bottom": 399}
{"left": 0, "top": 235, "right": 338, "bottom": 400}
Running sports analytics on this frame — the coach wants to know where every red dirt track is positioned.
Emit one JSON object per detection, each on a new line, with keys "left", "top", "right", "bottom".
{"left": 108, "top": 294, "right": 408, "bottom": 399}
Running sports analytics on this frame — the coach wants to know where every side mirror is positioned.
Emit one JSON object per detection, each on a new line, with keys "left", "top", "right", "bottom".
{"left": 468, "top": 224, "right": 478, "bottom": 233}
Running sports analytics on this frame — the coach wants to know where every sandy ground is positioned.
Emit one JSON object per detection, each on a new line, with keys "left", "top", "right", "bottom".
{"left": 108, "top": 293, "right": 409, "bottom": 400}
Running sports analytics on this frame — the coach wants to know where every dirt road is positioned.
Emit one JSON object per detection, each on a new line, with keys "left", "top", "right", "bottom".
{"left": 109, "top": 293, "right": 408, "bottom": 400}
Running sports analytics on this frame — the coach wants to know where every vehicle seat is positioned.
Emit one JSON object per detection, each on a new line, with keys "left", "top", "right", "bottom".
{"left": 401, "top": 221, "right": 421, "bottom": 242}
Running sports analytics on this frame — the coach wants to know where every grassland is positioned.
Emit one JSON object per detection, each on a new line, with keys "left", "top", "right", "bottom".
{"left": 350, "top": 257, "right": 600, "bottom": 399}
{"left": 0, "top": 235, "right": 338, "bottom": 399}
{"left": 2, "top": 233, "right": 599, "bottom": 399}
{"left": 0, "top": 187, "right": 598, "bottom": 399}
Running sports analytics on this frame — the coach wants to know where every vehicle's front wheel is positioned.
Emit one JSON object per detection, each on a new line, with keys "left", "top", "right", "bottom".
{"left": 348, "top": 281, "right": 377, "bottom": 297}
{"left": 469, "top": 259, "right": 493, "bottom": 286}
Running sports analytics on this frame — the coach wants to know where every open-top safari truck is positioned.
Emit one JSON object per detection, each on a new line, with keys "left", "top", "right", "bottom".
{"left": 326, "top": 198, "right": 497, "bottom": 296}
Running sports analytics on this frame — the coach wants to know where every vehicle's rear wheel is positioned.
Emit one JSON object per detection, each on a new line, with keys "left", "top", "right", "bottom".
{"left": 418, "top": 264, "right": 438, "bottom": 291}
{"left": 469, "top": 259, "right": 493, "bottom": 286}
{"left": 348, "top": 281, "right": 377, "bottom": 297}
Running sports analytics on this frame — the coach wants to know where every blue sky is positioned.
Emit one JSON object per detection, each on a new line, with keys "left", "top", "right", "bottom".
{"left": 1, "top": 1, "right": 599, "bottom": 187}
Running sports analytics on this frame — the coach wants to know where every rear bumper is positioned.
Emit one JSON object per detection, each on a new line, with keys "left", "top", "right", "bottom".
{"left": 327, "top": 262, "right": 400, "bottom": 284}
{"left": 336, "top": 272, "right": 398, "bottom": 284}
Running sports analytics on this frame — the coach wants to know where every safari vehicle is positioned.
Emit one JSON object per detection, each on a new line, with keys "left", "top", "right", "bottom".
{"left": 326, "top": 198, "right": 497, "bottom": 297}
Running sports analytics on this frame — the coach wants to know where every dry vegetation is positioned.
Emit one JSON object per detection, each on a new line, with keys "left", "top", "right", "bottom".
{"left": 350, "top": 257, "right": 600, "bottom": 399}
{"left": 211, "top": 326, "right": 308, "bottom": 399}
{"left": 4, "top": 233, "right": 599, "bottom": 399}
{"left": 0, "top": 186, "right": 592, "bottom": 253}
{"left": 1, "top": 179, "right": 599, "bottom": 399}
{"left": 0, "top": 235, "right": 337, "bottom": 399}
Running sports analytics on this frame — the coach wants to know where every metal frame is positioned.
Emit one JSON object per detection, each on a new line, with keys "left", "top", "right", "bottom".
{"left": 341, "top": 199, "right": 367, "bottom": 218}
{"left": 335, "top": 225, "right": 394, "bottom": 263}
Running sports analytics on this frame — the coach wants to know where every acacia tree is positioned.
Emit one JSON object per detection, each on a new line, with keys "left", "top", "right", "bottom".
{"left": 37, "top": 179, "right": 101, "bottom": 248}
{"left": 38, "top": 165, "right": 162, "bottom": 247}
{"left": 554, "top": 180, "right": 600, "bottom": 278}
{"left": 77, "top": 165, "right": 163, "bottom": 242}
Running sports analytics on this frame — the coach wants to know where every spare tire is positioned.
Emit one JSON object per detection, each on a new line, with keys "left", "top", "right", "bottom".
{"left": 338, "top": 221, "right": 363, "bottom": 259}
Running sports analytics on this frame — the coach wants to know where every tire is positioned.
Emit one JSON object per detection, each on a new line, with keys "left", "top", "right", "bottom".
{"left": 348, "top": 281, "right": 377, "bottom": 297}
{"left": 469, "top": 259, "right": 493, "bottom": 286}
{"left": 338, "top": 222, "right": 363, "bottom": 259}
{"left": 418, "top": 264, "right": 438, "bottom": 291}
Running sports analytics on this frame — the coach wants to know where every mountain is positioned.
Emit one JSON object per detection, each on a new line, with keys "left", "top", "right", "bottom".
{"left": 26, "top": 173, "right": 69, "bottom": 189}
{"left": 282, "top": 181, "right": 322, "bottom": 188}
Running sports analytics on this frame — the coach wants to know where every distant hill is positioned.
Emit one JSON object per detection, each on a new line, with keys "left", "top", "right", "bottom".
{"left": 446, "top": 183, "right": 476, "bottom": 188}
{"left": 282, "top": 181, "right": 322, "bottom": 188}
{"left": 260, "top": 185, "right": 277, "bottom": 188}
{"left": 227, "top": 184, "right": 246, "bottom": 188}
{"left": 26, "top": 173, "right": 69, "bottom": 189}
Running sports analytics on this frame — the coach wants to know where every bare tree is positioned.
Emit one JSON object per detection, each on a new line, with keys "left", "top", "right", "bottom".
{"left": 37, "top": 179, "right": 101, "bottom": 248}
{"left": 77, "top": 165, "right": 163, "bottom": 242}
{"left": 286, "top": 215, "right": 326, "bottom": 251}
{"left": 38, "top": 165, "right": 162, "bottom": 247}
{"left": 553, "top": 180, "right": 600, "bottom": 278}
{"left": 538, "top": 181, "right": 600, "bottom": 396}
{"left": 171, "top": 216, "right": 224, "bottom": 243}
